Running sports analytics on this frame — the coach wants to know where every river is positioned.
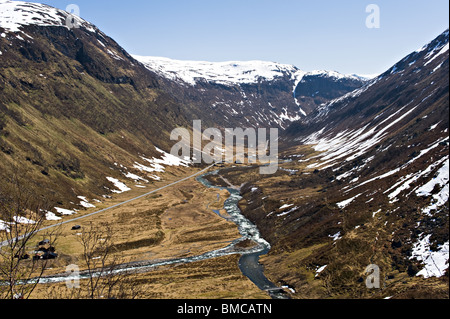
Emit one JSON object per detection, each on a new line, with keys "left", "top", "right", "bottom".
{"left": 196, "top": 170, "right": 288, "bottom": 299}
{"left": 25, "top": 168, "right": 289, "bottom": 299}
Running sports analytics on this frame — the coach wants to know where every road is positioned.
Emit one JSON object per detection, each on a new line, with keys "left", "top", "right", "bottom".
{"left": 4, "top": 162, "right": 290, "bottom": 299}
{"left": 1, "top": 163, "right": 217, "bottom": 247}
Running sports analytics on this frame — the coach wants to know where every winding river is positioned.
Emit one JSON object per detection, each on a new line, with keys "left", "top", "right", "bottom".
{"left": 197, "top": 170, "right": 287, "bottom": 299}
{"left": 28, "top": 169, "right": 288, "bottom": 299}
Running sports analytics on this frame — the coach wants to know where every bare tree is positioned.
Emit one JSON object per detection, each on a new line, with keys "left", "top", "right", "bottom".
{"left": 1, "top": 168, "right": 141, "bottom": 300}
{"left": 45, "top": 222, "right": 142, "bottom": 299}
{"left": 77, "top": 222, "right": 142, "bottom": 299}
{"left": 0, "top": 169, "right": 58, "bottom": 299}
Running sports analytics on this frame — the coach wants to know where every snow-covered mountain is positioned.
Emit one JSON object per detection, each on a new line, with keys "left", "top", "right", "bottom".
{"left": 134, "top": 55, "right": 368, "bottom": 128}
{"left": 0, "top": 0, "right": 368, "bottom": 129}
{"left": 134, "top": 55, "right": 365, "bottom": 89}
{"left": 0, "top": 0, "right": 96, "bottom": 33}
{"left": 133, "top": 56, "right": 299, "bottom": 87}
{"left": 223, "top": 30, "right": 449, "bottom": 299}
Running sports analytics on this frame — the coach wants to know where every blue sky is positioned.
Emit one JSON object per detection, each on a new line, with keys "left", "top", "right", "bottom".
{"left": 40, "top": 0, "right": 449, "bottom": 76}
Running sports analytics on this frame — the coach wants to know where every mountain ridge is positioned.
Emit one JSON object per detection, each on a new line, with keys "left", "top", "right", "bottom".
{"left": 0, "top": 0, "right": 97, "bottom": 33}
{"left": 133, "top": 54, "right": 367, "bottom": 87}
{"left": 219, "top": 28, "right": 449, "bottom": 298}
{"left": 134, "top": 55, "right": 368, "bottom": 128}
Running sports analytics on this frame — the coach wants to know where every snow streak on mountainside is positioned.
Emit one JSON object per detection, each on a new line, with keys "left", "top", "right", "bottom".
{"left": 218, "top": 30, "right": 450, "bottom": 299}
{"left": 281, "top": 29, "right": 449, "bottom": 283}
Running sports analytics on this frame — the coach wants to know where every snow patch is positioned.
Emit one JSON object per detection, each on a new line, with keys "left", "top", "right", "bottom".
{"left": 336, "top": 193, "right": 363, "bottom": 209}
{"left": 410, "top": 234, "right": 449, "bottom": 278}
{"left": 54, "top": 207, "right": 77, "bottom": 216}
{"left": 133, "top": 55, "right": 298, "bottom": 86}
{"left": 106, "top": 177, "right": 131, "bottom": 194}
{"left": 329, "top": 231, "right": 342, "bottom": 241}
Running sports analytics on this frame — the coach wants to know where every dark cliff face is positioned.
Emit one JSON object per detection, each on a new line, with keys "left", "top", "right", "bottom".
{"left": 294, "top": 74, "right": 366, "bottom": 115}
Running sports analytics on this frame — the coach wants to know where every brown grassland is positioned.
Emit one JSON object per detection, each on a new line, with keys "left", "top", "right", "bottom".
{"left": 2, "top": 165, "right": 268, "bottom": 299}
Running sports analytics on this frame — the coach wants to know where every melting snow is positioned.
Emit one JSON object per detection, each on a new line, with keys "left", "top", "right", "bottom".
{"left": 411, "top": 234, "right": 449, "bottom": 278}
{"left": 329, "top": 231, "right": 341, "bottom": 241}
{"left": 424, "top": 43, "right": 449, "bottom": 66}
{"left": 106, "top": 177, "right": 131, "bottom": 194}
{"left": 0, "top": 220, "right": 10, "bottom": 232}
{"left": 13, "top": 216, "right": 36, "bottom": 224}
{"left": 123, "top": 172, "right": 149, "bottom": 183}
{"left": 133, "top": 147, "right": 190, "bottom": 180}
{"left": 415, "top": 159, "right": 449, "bottom": 216}
{"left": 386, "top": 156, "right": 448, "bottom": 202}
{"left": 277, "top": 206, "right": 298, "bottom": 217}
{"left": 54, "top": 207, "right": 77, "bottom": 216}
{"left": 279, "top": 204, "right": 294, "bottom": 210}
{"left": 336, "top": 193, "right": 363, "bottom": 209}
{"left": 77, "top": 196, "right": 96, "bottom": 208}
{"left": 133, "top": 55, "right": 361, "bottom": 93}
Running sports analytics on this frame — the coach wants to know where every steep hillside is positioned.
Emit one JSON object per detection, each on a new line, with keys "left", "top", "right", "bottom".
{"left": 0, "top": 1, "right": 199, "bottom": 212}
{"left": 0, "top": 0, "right": 368, "bottom": 214}
{"left": 217, "top": 30, "right": 449, "bottom": 299}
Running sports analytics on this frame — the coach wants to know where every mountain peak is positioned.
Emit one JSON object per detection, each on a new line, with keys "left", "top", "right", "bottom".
{"left": 133, "top": 55, "right": 300, "bottom": 86}
{"left": 133, "top": 55, "right": 366, "bottom": 90}
{"left": 0, "top": 0, "right": 96, "bottom": 33}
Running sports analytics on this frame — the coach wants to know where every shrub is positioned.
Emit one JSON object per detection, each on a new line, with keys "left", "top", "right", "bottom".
{"left": 54, "top": 153, "right": 84, "bottom": 179}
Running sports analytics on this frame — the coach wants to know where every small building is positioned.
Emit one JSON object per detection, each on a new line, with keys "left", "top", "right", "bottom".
{"left": 38, "top": 239, "right": 50, "bottom": 246}
{"left": 42, "top": 252, "right": 58, "bottom": 260}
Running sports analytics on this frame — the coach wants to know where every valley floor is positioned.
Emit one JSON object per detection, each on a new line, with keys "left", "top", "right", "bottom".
{"left": 3, "top": 156, "right": 448, "bottom": 300}
{"left": 20, "top": 164, "right": 269, "bottom": 299}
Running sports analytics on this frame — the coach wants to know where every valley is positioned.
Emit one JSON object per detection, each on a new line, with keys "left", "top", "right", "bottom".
{"left": 0, "top": 1, "right": 448, "bottom": 301}
{"left": 13, "top": 163, "right": 270, "bottom": 299}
